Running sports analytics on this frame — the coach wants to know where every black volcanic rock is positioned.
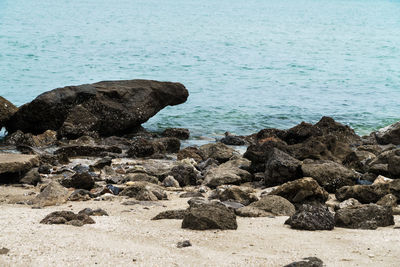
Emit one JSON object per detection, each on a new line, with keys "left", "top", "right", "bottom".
{"left": 6, "top": 80, "right": 188, "bottom": 137}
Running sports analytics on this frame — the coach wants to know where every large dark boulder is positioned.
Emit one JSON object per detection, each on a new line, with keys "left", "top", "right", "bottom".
{"left": 264, "top": 148, "right": 302, "bottom": 187}
{"left": 6, "top": 80, "right": 188, "bottom": 137}
{"left": 181, "top": 202, "right": 237, "bottom": 230}
{"left": 335, "top": 183, "right": 390, "bottom": 204}
{"left": 0, "top": 96, "right": 18, "bottom": 129}
{"left": 285, "top": 204, "right": 334, "bottom": 231}
{"left": 334, "top": 204, "right": 394, "bottom": 229}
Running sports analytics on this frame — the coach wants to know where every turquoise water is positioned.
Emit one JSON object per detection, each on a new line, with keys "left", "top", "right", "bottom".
{"left": 1, "top": 0, "right": 400, "bottom": 137}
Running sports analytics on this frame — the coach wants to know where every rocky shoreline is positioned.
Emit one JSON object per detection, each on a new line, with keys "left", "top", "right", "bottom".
{"left": 1, "top": 80, "right": 400, "bottom": 266}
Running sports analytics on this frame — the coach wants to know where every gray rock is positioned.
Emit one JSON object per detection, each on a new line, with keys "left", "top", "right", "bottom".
{"left": 374, "top": 121, "right": 400, "bottom": 145}
{"left": 285, "top": 204, "right": 334, "bottom": 231}
{"left": 6, "top": 80, "right": 188, "bottom": 138}
{"left": 78, "top": 208, "right": 108, "bottom": 216}
{"left": 181, "top": 202, "right": 238, "bottom": 230}
{"left": 209, "top": 185, "right": 257, "bottom": 206}
{"left": 60, "top": 172, "right": 95, "bottom": 190}
{"left": 0, "top": 154, "right": 40, "bottom": 183}
{"left": 176, "top": 240, "right": 192, "bottom": 248}
{"left": 20, "top": 168, "right": 41, "bottom": 185}
{"left": 269, "top": 177, "right": 329, "bottom": 204}
{"left": 199, "top": 143, "right": 236, "bottom": 163}
{"left": 120, "top": 182, "right": 167, "bottom": 201}
{"left": 152, "top": 209, "right": 188, "bottom": 220}
{"left": 162, "top": 128, "right": 190, "bottom": 140}
{"left": 264, "top": 148, "right": 302, "bottom": 187}
{"left": 162, "top": 175, "right": 180, "bottom": 187}
{"left": 335, "top": 183, "right": 390, "bottom": 204}
{"left": 29, "top": 181, "right": 70, "bottom": 207}
{"left": 284, "top": 257, "right": 324, "bottom": 267}
{"left": 338, "top": 198, "right": 361, "bottom": 210}
{"left": 40, "top": 211, "right": 95, "bottom": 226}
{"left": 301, "top": 161, "right": 358, "bottom": 193}
{"left": 335, "top": 204, "right": 394, "bottom": 229}
{"left": 236, "top": 195, "right": 295, "bottom": 217}
{"left": 203, "top": 161, "right": 252, "bottom": 188}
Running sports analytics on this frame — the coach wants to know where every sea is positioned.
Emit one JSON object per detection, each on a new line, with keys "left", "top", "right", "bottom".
{"left": 1, "top": 0, "right": 400, "bottom": 139}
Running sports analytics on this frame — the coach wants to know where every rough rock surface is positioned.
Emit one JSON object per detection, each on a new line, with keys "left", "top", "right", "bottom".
{"left": 376, "top": 194, "right": 398, "bottom": 207}
{"left": 60, "top": 172, "right": 95, "bottom": 190}
{"left": 0, "top": 154, "right": 40, "bottom": 183}
{"left": 285, "top": 204, "right": 335, "bottom": 231}
{"left": 29, "top": 181, "right": 70, "bottom": 207}
{"left": 264, "top": 148, "right": 302, "bottom": 186}
{"left": 167, "top": 163, "right": 199, "bottom": 187}
{"left": 40, "top": 211, "right": 95, "bottom": 226}
{"left": 269, "top": 177, "right": 329, "bottom": 204}
{"left": 374, "top": 121, "right": 400, "bottom": 145}
{"left": 177, "top": 146, "right": 205, "bottom": 162}
{"left": 203, "top": 163, "right": 252, "bottom": 188}
{"left": 161, "top": 128, "right": 190, "bottom": 140}
{"left": 6, "top": 80, "right": 189, "bottom": 137}
{"left": 20, "top": 168, "right": 41, "bottom": 185}
{"left": 335, "top": 183, "right": 390, "bottom": 204}
{"left": 301, "top": 161, "right": 358, "bottom": 192}
{"left": 152, "top": 209, "right": 188, "bottom": 220}
{"left": 182, "top": 202, "right": 238, "bottom": 230}
{"left": 0, "top": 96, "right": 18, "bottom": 128}
{"left": 209, "top": 185, "right": 258, "bottom": 206}
{"left": 199, "top": 143, "right": 236, "bottom": 163}
{"left": 236, "top": 195, "right": 295, "bottom": 217}
{"left": 334, "top": 204, "right": 394, "bottom": 229}
{"left": 120, "top": 182, "right": 167, "bottom": 201}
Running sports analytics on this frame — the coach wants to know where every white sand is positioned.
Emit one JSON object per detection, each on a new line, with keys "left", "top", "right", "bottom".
{"left": 0, "top": 186, "right": 399, "bottom": 267}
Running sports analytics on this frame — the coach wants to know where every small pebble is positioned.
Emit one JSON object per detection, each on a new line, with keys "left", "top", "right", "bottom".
{"left": 177, "top": 240, "right": 192, "bottom": 248}
{"left": 0, "top": 247, "right": 10, "bottom": 255}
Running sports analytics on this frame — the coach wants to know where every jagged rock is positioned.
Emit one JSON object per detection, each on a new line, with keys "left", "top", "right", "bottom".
{"left": 209, "top": 185, "right": 258, "bottom": 206}
{"left": 268, "top": 177, "right": 329, "bottom": 204}
{"left": 40, "top": 211, "right": 95, "bottom": 226}
{"left": 60, "top": 172, "right": 95, "bottom": 190}
{"left": 161, "top": 128, "right": 190, "bottom": 140}
{"left": 68, "top": 189, "right": 94, "bottom": 201}
{"left": 244, "top": 139, "right": 288, "bottom": 167}
{"left": 220, "top": 133, "right": 246, "bottom": 146}
{"left": 78, "top": 208, "right": 108, "bottom": 216}
{"left": 284, "top": 257, "right": 324, "bottom": 267}
{"left": 20, "top": 168, "right": 41, "bottom": 185}
{"left": 376, "top": 194, "right": 398, "bottom": 207}
{"left": 5, "top": 130, "right": 57, "bottom": 147}
{"left": 0, "top": 96, "right": 18, "bottom": 128}
{"left": 374, "top": 121, "right": 400, "bottom": 145}
{"left": 0, "top": 154, "right": 40, "bottom": 183}
{"left": 152, "top": 209, "right": 188, "bottom": 220}
{"left": 199, "top": 143, "right": 236, "bottom": 163}
{"left": 236, "top": 195, "right": 295, "bottom": 217}
{"left": 343, "top": 150, "right": 376, "bottom": 172}
{"left": 162, "top": 175, "right": 180, "bottom": 187}
{"left": 335, "top": 204, "right": 394, "bottom": 229}
{"left": 90, "top": 157, "right": 112, "bottom": 171}
{"left": 30, "top": 181, "right": 70, "bottom": 207}
{"left": 167, "top": 163, "right": 199, "bottom": 187}
{"left": 120, "top": 181, "right": 167, "bottom": 201}
{"left": 338, "top": 198, "right": 362, "bottom": 210}
{"left": 181, "top": 202, "right": 237, "bottom": 230}
{"left": 157, "top": 137, "right": 181, "bottom": 153}
{"left": 6, "top": 80, "right": 188, "bottom": 138}
{"left": 124, "top": 173, "right": 159, "bottom": 184}
{"left": 285, "top": 204, "right": 334, "bottom": 231}
{"left": 389, "top": 179, "right": 400, "bottom": 199}
{"left": 203, "top": 161, "right": 252, "bottom": 188}
{"left": 177, "top": 146, "right": 205, "bottom": 162}
{"left": 335, "top": 183, "right": 390, "bottom": 204}
{"left": 301, "top": 160, "right": 358, "bottom": 193}
{"left": 264, "top": 148, "right": 302, "bottom": 186}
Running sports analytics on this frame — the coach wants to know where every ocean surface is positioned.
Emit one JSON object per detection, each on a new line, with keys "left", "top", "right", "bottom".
{"left": 1, "top": 0, "right": 400, "bottom": 138}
